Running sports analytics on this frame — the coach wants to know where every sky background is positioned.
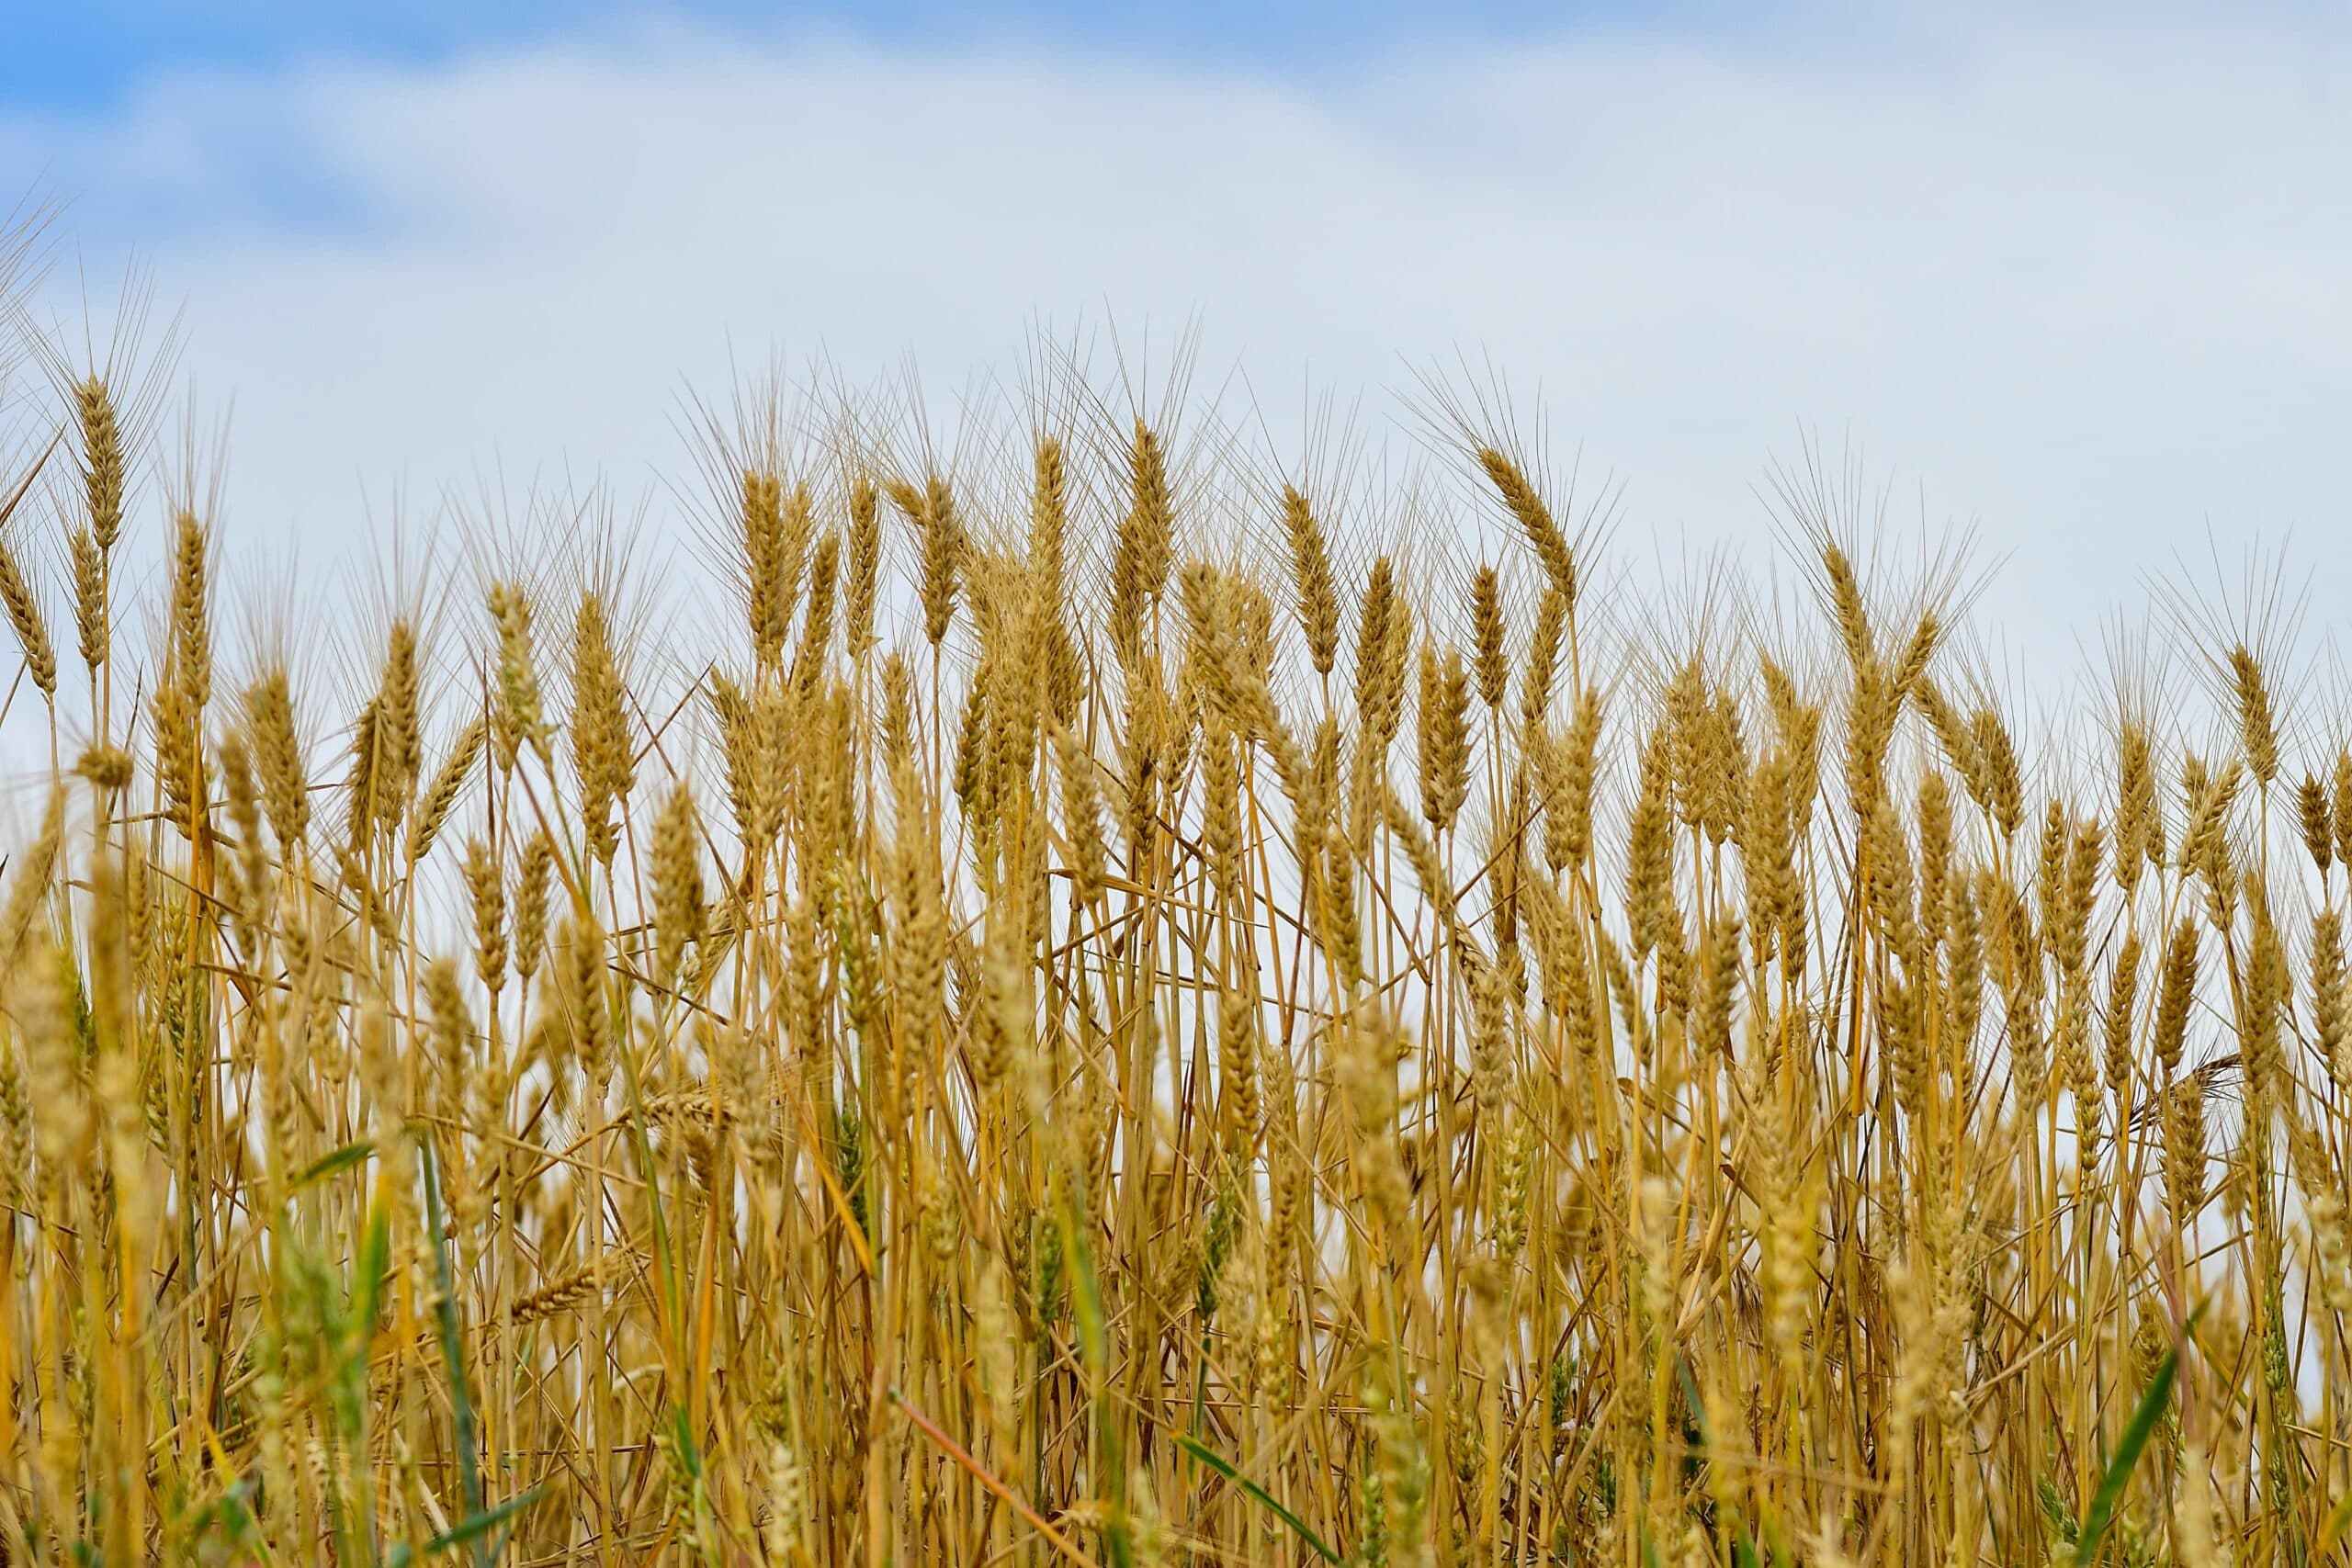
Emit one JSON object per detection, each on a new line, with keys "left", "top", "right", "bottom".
{"left": 3, "top": 0, "right": 2350, "bottom": 704}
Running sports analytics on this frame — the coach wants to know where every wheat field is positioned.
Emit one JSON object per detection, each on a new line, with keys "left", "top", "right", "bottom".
{"left": 0, "top": 264, "right": 2344, "bottom": 1568}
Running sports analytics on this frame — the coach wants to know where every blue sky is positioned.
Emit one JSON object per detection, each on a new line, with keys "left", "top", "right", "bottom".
{"left": 4, "top": 1, "right": 2350, "bottom": 685}
{"left": 3, "top": 1, "right": 1716, "bottom": 111}
{"left": 2, "top": 0, "right": 1756, "bottom": 243}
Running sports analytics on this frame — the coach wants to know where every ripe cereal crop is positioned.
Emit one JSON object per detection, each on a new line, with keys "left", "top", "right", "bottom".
{"left": 0, "top": 265, "right": 2336, "bottom": 1567}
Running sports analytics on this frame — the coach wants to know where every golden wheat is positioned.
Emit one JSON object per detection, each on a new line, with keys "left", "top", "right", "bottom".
{"left": 0, "top": 284, "right": 2346, "bottom": 1568}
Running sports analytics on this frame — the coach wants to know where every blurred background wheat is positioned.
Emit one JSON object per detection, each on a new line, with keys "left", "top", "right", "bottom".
{"left": 0, "top": 225, "right": 2344, "bottom": 1568}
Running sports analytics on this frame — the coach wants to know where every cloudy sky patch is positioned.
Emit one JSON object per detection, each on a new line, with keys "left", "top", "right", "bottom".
{"left": 3, "top": 1, "right": 2348, "bottom": 684}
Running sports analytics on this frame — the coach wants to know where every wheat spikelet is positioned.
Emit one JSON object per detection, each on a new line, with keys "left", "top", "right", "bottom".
{"left": 844, "top": 473, "right": 881, "bottom": 658}
{"left": 650, "top": 782, "right": 705, "bottom": 986}
{"left": 1468, "top": 563, "right": 1509, "bottom": 712}
{"left": 1280, "top": 483, "right": 1341, "bottom": 679}
{"left": 462, "top": 834, "right": 507, "bottom": 991}
{"left": 2163, "top": 1071, "right": 2207, "bottom": 1229}
{"left": 570, "top": 592, "right": 632, "bottom": 865}
{"left": 0, "top": 528, "right": 53, "bottom": 700}
{"left": 487, "top": 580, "right": 545, "bottom": 768}
{"left": 1520, "top": 582, "right": 1566, "bottom": 734}
{"left": 1820, "top": 540, "right": 1872, "bottom": 674}
{"left": 409, "top": 716, "right": 486, "bottom": 863}
{"left": 2230, "top": 642, "right": 2280, "bottom": 788}
{"left": 69, "top": 523, "right": 105, "bottom": 678}
{"left": 510, "top": 1260, "right": 604, "bottom": 1325}
{"left": 16, "top": 937, "right": 85, "bottom": 1173}
{"left": 1969, "top": 705, "right": 2024, "bottom": 838}
{"left": 356, "top": 619, "right": 422, "bottom": 840}
{"left": 1416, "top": 642, "right": 1472, "bottom": 832}
{"left": 168, "top": 507, "right": 209, "bottom": 705}
{"left": 1055, "top": 727, "right": 1107, "bottom": 906}
{"left": 514, "top": 830, "right": 552, "bottom": 986}
{"left": 891, "top": 472, "right": 964, "bottom": 649}
{"left": 1476, "top": 446, "right": 1575, "bottom": 604}
{"left": 2103, "top": 926, "right": 2143, "bottom": 1108}
{"left": 793, "top": 532, "right": 839, "bottom": 693}
{"left": 1108, "top": 419, "right": 1176, "bottom": 665}
{"left": 742, "top": 467, "right": 786, "bottom": 668}
{"left": 76, "top": 375, "right": 125, "bottom": 551}
{"left": 150, "top": 659, "right": 203, "bottom": 836}
{"left": 242, "top": 667, "right": 309, "bottom": 851}
{"left": 1626, "top": 724, "right": 1676, "bottom": 961}
{"left": 0, "top": 788, "right": 62, "bottom": 971}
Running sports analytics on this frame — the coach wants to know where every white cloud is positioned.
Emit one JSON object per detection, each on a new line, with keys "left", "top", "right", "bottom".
{"left": 7, "top": 8, "right": 2352, "bottom": 690}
